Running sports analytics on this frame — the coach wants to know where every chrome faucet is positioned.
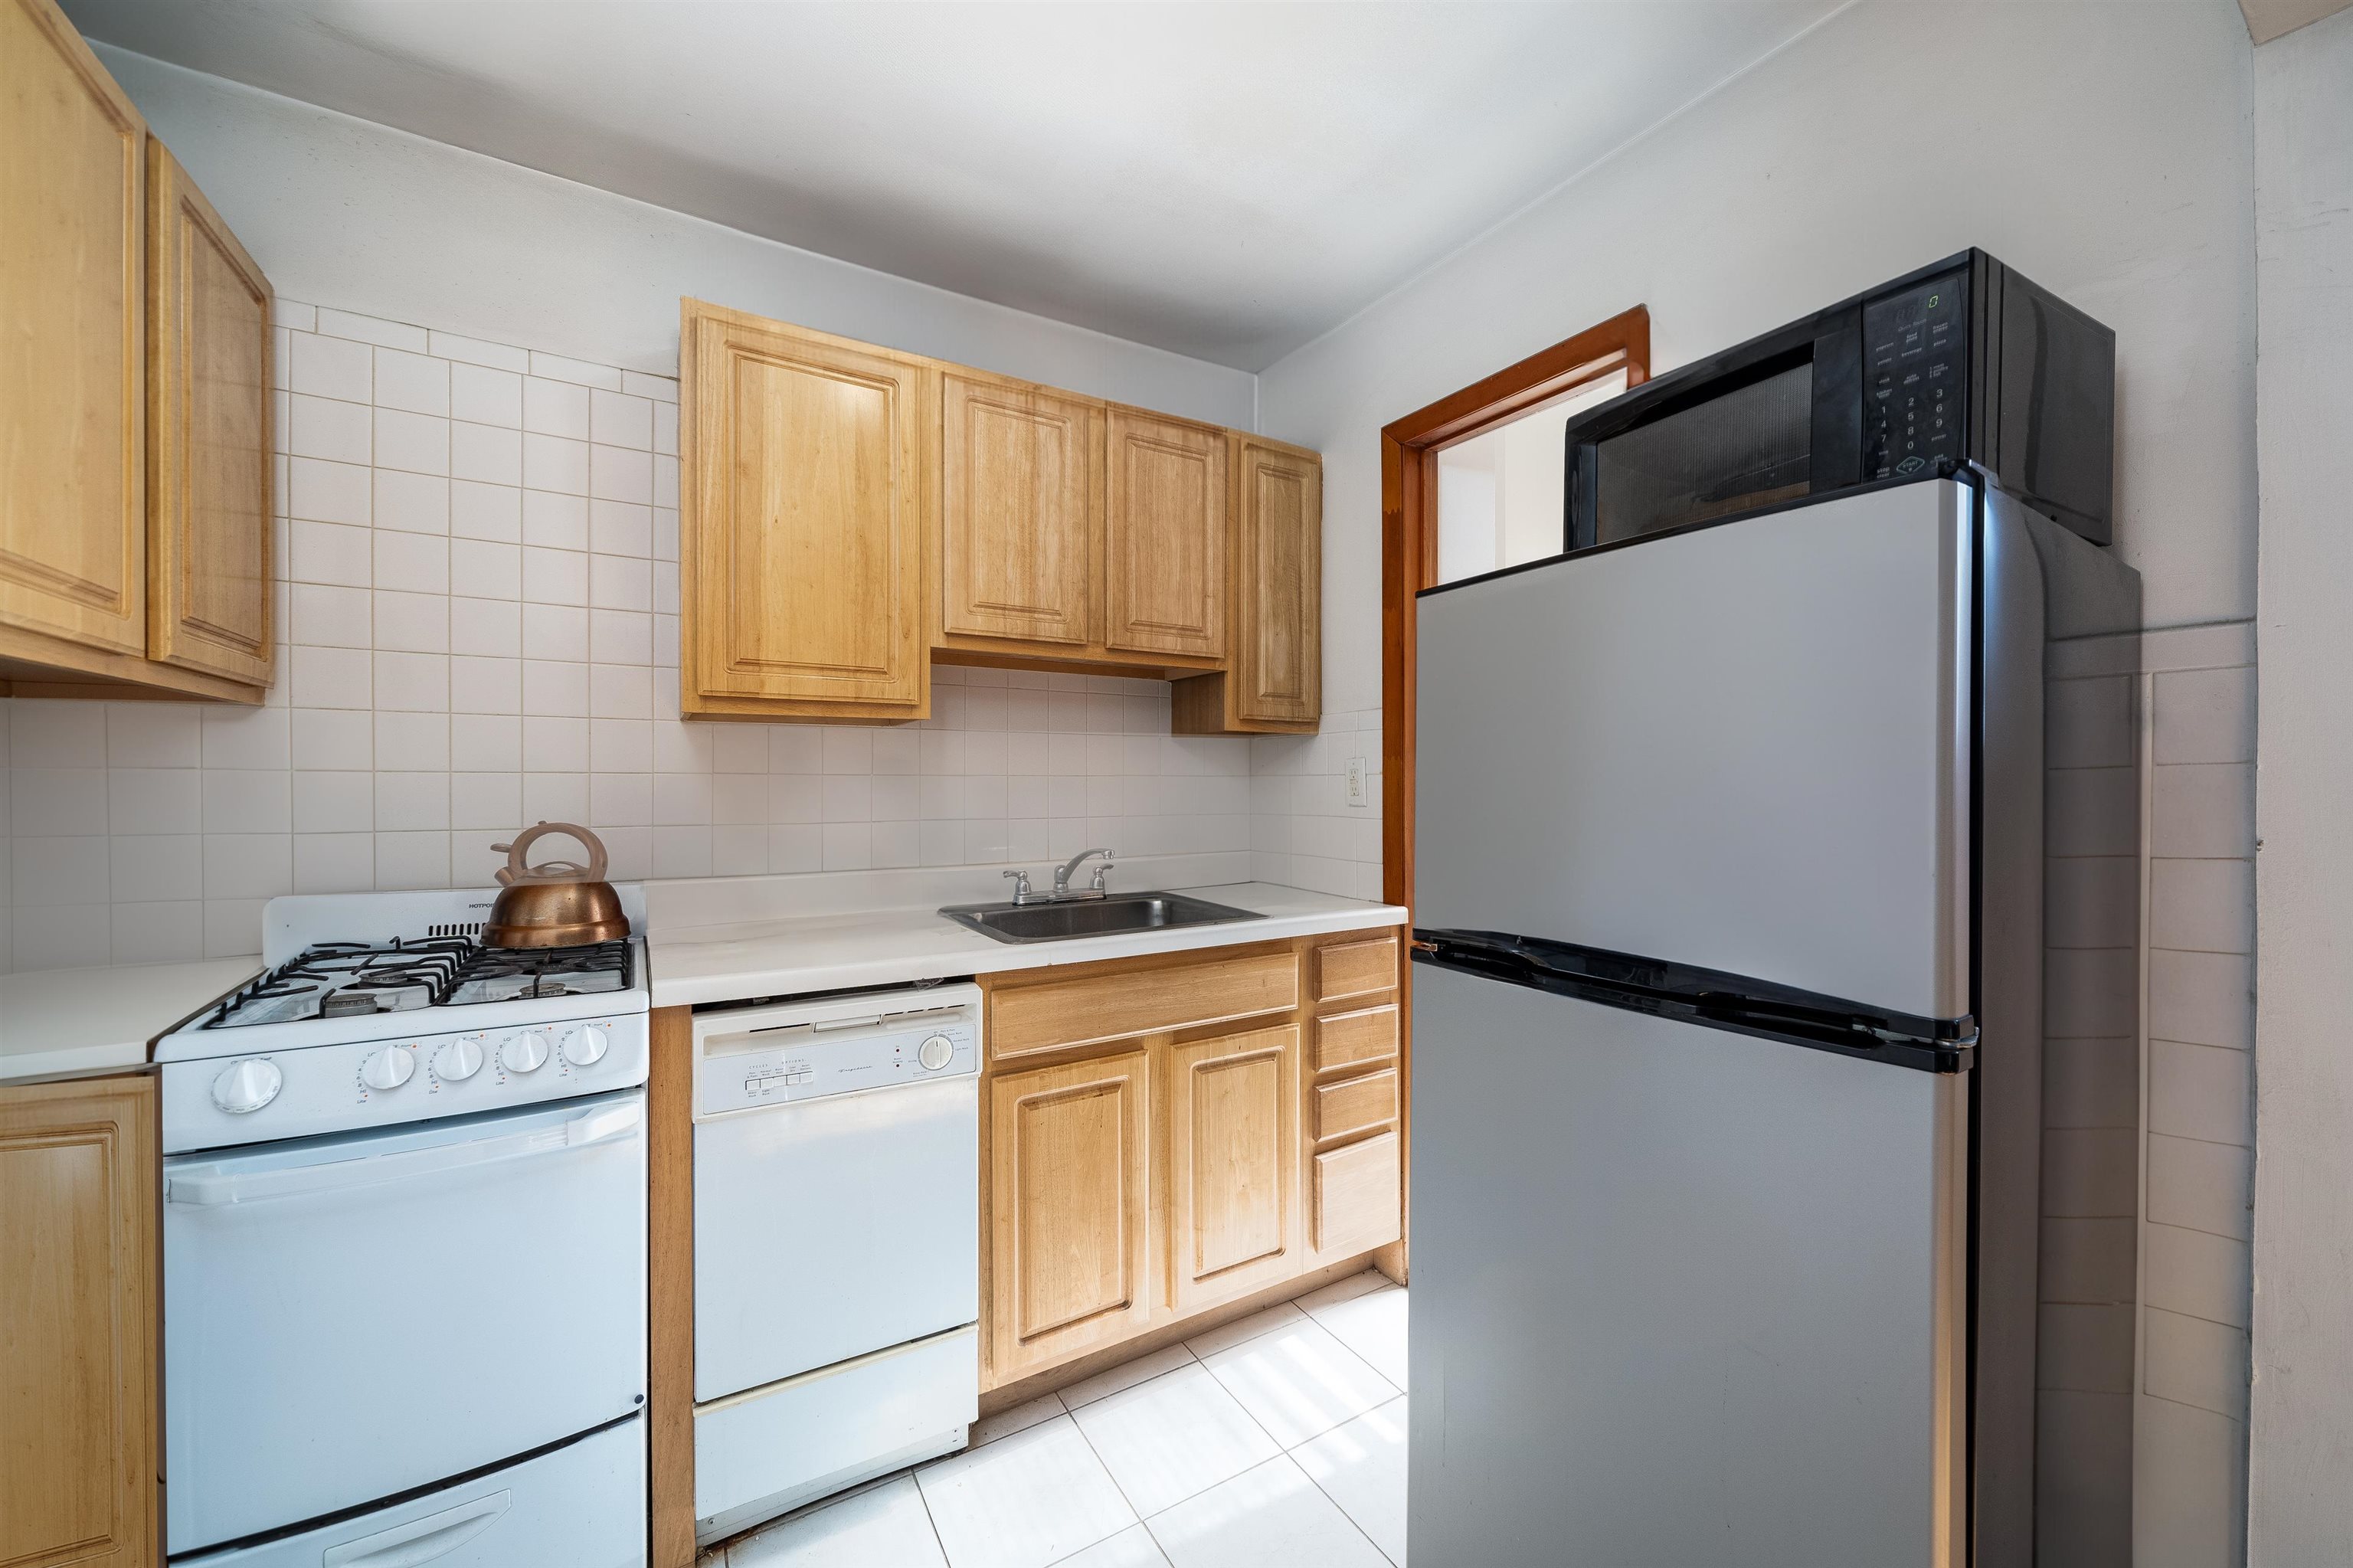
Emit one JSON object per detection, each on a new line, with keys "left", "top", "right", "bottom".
{"left": 1051, "top": 848, "right": 1115, "bottom": 900}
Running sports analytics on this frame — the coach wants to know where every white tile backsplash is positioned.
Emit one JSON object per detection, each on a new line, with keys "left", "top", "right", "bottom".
{"left": 2, "top": 303, "right": 1255, "bottom": 967}
{"left": 1250, "top": 709, "right": 1383, "bottom": 902}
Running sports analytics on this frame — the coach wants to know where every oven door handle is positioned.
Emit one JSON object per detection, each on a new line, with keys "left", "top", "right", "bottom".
{"left": 166, "top": 1101, "right": 641, "bottom": 1207}
{"left": 321, "top": 1488, "right": 512, "bottom": 1566}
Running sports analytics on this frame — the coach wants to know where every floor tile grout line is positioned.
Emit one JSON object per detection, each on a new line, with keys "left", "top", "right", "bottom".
{"left": 913, "top": 1465, "right": 957, "bottom": 1568}
{"left": 1289, "top": 1392, "right": 1409, "bottom": 1566}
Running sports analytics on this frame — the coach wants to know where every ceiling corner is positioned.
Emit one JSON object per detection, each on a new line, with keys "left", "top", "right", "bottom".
{"left": 2240, "top": 0, "right": 2353, "bottom": 45}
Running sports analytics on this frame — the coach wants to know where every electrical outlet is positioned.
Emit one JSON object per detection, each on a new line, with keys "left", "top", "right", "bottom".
{"left": 1346, "top": 755, "right": 1369, "bottom": 808}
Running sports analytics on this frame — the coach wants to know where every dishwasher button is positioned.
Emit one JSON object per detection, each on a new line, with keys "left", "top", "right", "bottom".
{"left": 918, "top": 1035, "right": 954, "bottom": 1071}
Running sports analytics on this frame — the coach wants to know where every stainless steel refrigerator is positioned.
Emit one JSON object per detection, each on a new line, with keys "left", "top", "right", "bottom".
{"left": 1409, "top": 474, "right": 2139, "bottom": 1566}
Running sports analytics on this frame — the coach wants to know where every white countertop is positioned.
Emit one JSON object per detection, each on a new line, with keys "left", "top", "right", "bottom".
{"left": 0, "top": 957, "right": 261, "bottom": 1083}
{"left": 646, "top": 881, "right": 1408, "bottom": 1008}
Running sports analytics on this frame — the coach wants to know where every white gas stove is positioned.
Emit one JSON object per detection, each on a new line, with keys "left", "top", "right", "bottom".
{"left": 159, "top": 889, "right": 652, "bottom": 1566}
{"left": 158, "top": 888, "right": 651, "bottom": 1155}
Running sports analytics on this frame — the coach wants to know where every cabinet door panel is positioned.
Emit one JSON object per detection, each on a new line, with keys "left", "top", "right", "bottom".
{"left": 1313, "top": 1004, "right": 1399, "bottom": 1075}
{"left": 1168, "top": 1024, "right": 1298, "bottom": 1313}
{"left": 942, "top": 374, "right": 1098, "bottom": 645}
{"left": 1312, "top": 1066, "right": 1398, "bottom": 1144}
{"left": 1105, "top": 411, "right": 1226, "bottom": 658}
{"left": 1, "top": 0, "right": 146, "bottom": 656}
{"left": 989, "top": 1052, "right": 1152, "bottom": 1382}
{"left": 1313, "top": 1130, "right": 1402, "bottom": 1259}
{"left": 0, "top": 1073, "right": 158, "bottom": 1568}
{"left": 681, "top": 303, "right": 929, "bottom": 715}
{"left": 148, "top": 140, "right": 273, "bottom": 687}
{"left": 1233, "top": 440, "right": 1320, "bottom": 725}
{"left": 1315, "top": 934, "right": 1399, "bottom": 1005}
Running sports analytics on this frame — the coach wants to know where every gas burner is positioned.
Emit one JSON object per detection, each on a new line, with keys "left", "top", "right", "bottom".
{"left": 202, "top": 937, "right": 634, "bottom": 1027}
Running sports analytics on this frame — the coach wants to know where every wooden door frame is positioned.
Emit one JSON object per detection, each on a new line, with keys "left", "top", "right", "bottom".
{"left": 1376, "top": 306, "right": 1651, "bottom": 1279}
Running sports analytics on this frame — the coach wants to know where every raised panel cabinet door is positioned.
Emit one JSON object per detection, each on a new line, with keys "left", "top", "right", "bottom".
{"left": 1, "top": 0, "right": 147, "bottom": 658}
{"left": 0, "top": 1074, "right": 159, "bottom": 1568}
{"left": 1105, "top": 411, "right": 1226, "bottom": 659}
{"left": 989, "top": 1052, "right": 1154, "bottom": 1383}
{"left": 149, "top": 139, "right": 273, "bottom": 689}
{"left": 679, "top": 301, "right": 931, "bottom": 718}
{"left": 941, "top": 372, "right": 1099, "bottom": 646}
{"left": 1233, "top": 439, "right": 1321, "bottom": 725}
{"left": 1167, "top": 1024, "right": 1299, "bottom": 1314}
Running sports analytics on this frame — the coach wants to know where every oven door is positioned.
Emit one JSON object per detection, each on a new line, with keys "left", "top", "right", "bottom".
{"left": 163, "top": 1091, "right": 646, "bottom": 1556}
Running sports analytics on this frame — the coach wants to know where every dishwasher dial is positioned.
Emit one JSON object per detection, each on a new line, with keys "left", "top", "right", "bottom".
{"left": 499, "top": 1032, "right": 549, "bottom": 1074}
{"left": 918, "top": 1034, "right": 955, "bottom": 1071}
{"left": 433, "top": 1038, "right": 484, "bottom": 1082}
{"left": 360, "top": 1045, "right": 416, "bottom": 1091}
{"left": 561, "top": 1023, "right": 609, "bottom": 1067}
{"left": 211, "top": 1057, "right": 282, "bottom": 1115}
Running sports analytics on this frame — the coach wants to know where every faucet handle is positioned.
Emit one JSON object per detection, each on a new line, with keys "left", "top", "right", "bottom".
{"left": 1090, "top": 859, "right": 1116, "bottom": 892}
{"left": 1002, "top": 869, "right": 1033, "bottom": 904}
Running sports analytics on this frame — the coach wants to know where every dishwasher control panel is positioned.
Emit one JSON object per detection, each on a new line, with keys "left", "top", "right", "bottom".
{"left": 695, "top": 985, "right": 982, "bottom": 1118}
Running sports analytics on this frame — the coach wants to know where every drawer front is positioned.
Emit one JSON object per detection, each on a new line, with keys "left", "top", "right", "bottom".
{"left": 1313, "top": 1004, "right": 1398, "bottom": 1074}
{"left": 989, "top": 949, "right": 1300, "bottom": 1060}
{"left": 1313, "top": 1131, "right": 1402, "bottom": 1256}
{"left": 1312, "top": 1068, "right": 1398, "bottom": 1144}
{"left": 1314, "top": 934, "right": 1399, "bottom": 1004}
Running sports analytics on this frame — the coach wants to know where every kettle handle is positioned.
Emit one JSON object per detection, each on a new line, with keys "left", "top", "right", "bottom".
{"left": 492, "top": 821, "right": 610, "bottom": 887}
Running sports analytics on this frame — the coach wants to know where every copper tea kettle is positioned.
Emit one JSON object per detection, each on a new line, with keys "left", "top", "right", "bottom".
{"left": 483, "top": 822, "right": 629, "bottom": 949}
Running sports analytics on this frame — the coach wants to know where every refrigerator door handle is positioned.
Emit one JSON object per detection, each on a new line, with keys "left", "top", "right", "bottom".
{"left": 1414, "top": 927, "right": 1976, "bottom": 1073}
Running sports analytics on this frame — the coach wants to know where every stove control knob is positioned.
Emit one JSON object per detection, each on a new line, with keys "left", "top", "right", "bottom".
{"left": 918, "top": 1034, "right": 954, "bottom": 1072}
{"left": 361, "top": 1045, "right": 416, "bottom": 1092}
{"left": 211, "top": 1058, "right": 283, "bottom": 1115}
{"left": 561, "top": 1023, "right": 609, "bottom": 1068}
{"left": 433, "top": 1038, "right": 484, "bottom": 1082}
{"left": 499, "top": 1032, "right": 549, "bottom": 1075}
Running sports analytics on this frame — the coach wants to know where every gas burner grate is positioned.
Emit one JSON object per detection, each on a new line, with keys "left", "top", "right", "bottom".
{"left": 203, "top": 936, "right": 632, "bottom": 1026}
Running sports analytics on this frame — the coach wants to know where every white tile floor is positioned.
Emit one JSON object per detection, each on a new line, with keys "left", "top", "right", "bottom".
{"left": 703, "top": 1272, "right": 1408, "bottom": 1568}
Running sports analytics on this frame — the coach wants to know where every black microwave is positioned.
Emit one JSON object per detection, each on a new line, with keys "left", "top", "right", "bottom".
{"left": 1564, "top": 250, "right": 2116, "bottom": 552}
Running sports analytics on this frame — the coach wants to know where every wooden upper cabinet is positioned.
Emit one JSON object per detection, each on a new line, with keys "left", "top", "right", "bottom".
{"left": 1167, "top": 1023, "right": 1299, "bottom": 1314}
{"left": 679, "top": 301, "right": 931, "bottom": 720}
{"left": 988, "top": 1052, "right": 1154, "bottom": 1383}
{"left": 1232, "top": 439, "right": 1321, "bottom": 726}
{"left": 0, "top": 1073, "right": 160, "bottom": 1568}
{"left": 941, "top": 372, "right": 1099, "bottom": 647}
{"left": 1105, "top": 411, "right": 1227, "bottom": 660}
{"left": 1, "top": 0, "right": 148, "bottom": 661}
{"left": 148, "top": 139, "right": 273, "bottom": 689}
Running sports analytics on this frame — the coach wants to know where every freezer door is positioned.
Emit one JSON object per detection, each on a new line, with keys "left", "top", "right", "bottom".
{"left": 1415, "top": 479, "right": 1972, "bottom": 1020}
{"left": 1409, "top": 962, "right": 1965, "bottom": 1567}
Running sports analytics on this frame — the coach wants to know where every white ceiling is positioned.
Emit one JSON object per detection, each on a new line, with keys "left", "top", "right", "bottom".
{"left": 62, "top": 0, "right": 1839, "bottom": 370}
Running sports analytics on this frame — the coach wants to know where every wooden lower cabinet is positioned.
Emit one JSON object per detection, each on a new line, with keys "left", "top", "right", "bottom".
{"left": 987, "top": 1050, "right": 1154, "bottom": 1384}
{"left": 980, "top": 931, "right": 1403, "bottom": 1393}
{"left": 0, "top": 1072, "right": 159, "bottom": 1568}
{"left": 1167, "top": 1024, "right": 1298, "bottom": 1314}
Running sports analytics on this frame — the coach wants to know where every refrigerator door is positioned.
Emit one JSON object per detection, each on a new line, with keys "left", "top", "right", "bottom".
{"left": 1415, "top": 478, "right": 1972, "bottom": 1020}
{"left": 1409, "top": 961, "right": 1965, "bottom": 1567}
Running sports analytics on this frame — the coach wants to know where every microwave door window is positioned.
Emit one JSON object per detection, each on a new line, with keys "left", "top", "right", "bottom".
{"left": 1595, "top": 361, "right": 1815, "bottom": 545}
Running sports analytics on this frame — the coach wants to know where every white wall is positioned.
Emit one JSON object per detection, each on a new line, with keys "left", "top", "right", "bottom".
{"left": 2, "top": 47, "right": 1268, "bottom": 971}
{"left": 2, "top": 303, "right": 1253, "bottom": 970}
{"left": 1252, "top": 3, "right": 2260, "bottom": 1559}
{"left": 2249, "top": 8, "right": 2353, "bottom": 1560}
{"left": 91, "top": 46, "right": 1255, "bottom": 427}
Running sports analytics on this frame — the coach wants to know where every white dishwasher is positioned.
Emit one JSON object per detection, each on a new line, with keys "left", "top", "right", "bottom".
{"left": 692, "top": 983, "right": 981, "bottom": 1547}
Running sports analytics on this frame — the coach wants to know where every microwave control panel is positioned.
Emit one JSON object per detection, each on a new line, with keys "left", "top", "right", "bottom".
{"left": 1864, "top": 273, "right": 1967, "bottom": 481}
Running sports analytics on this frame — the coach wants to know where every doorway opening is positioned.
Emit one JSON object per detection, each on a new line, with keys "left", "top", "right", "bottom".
{"left": 1431, "top": 370, "right": 1628, "bottom": 586}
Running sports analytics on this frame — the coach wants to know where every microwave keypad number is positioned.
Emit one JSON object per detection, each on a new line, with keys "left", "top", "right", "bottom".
{"left": 1864, "top": 278, "right": 1965, "bottom": 482}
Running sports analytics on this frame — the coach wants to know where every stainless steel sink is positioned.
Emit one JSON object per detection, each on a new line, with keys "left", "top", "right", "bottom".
{"left": 939, "top": 891, "right": 1263, "bottom": 944}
